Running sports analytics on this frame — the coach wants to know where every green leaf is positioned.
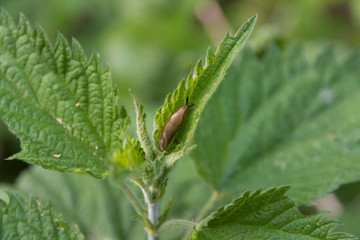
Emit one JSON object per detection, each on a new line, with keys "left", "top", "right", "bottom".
{"left": 0, "top": 9, "right": 130, "bottom": 178}
{"left": 153, "top": 15, "right": 257, "bottom": 154}
{"left": 11, "top": 166, "right": 145, "bottom": 240}
{"left": 111, "top": 134, "right": 146, "bottom": 171}
{"left": 0, "top": 191, "right": 84, "bottom": 239}
{"left": 192, "top": 187, "right": 357, "bottom": 240}
{"left": 191, "top": 45, "right": 360, "bottom": 204}
{"left": 130, "top": 89, "right": 154, "bottom": 160}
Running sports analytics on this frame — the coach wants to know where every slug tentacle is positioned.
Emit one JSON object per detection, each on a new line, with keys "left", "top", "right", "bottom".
{"left": 159, "top": 97, "right": 194, "bottom": 151}
{"left": 186, "top": 96, "right": 195, "bottom": 108}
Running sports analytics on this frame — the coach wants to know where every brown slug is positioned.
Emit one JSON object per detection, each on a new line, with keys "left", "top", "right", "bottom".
{"left": 159, "top": 97, "right": 194, "bottom": 151}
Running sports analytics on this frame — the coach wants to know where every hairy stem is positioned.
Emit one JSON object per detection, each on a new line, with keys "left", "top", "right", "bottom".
{"left": 130, "top": 179, "right": 160, "bottom": 239}
{"left": 195, "top": 190, "right": 220, "bottom": 222}
{"left": 116, "top": 181, "right": 149, "bottom": 225}
{"left": 182, "top": 190, "right": 220, "bottom": 240}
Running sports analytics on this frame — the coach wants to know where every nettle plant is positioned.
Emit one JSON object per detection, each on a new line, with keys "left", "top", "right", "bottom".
{"left": 0, "top": 9, "right": 359, "bottom": 240}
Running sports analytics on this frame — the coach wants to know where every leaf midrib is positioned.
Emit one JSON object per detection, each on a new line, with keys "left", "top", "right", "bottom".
{"left": 218, "top": 73, "right": 351, "bottom": 190}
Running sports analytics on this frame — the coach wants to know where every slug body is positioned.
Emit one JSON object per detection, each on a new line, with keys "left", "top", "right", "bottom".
{"left": 160, "top": 97, "right": 194, "bottom": 151}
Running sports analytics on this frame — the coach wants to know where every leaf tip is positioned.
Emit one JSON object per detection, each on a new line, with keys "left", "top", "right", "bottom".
{"left": 0, "top": 7, "right": 9, "bottom": 19}
{"left": 17, "top": 12, "right": 32, "bottom": 34}
{"left": 129, "top": 88, "right": 139, "bottom": 107}
{"left": 205, "top": 47, "right": 215, "bottom": 64}
{"left": 55, "top": 31, "right": 70, "bottom": 49}
{"left": 234, "top": 14, "right": 258, "bottom": 39}
{"left": 71, "top": 37, "right": 87, "bottom": 61}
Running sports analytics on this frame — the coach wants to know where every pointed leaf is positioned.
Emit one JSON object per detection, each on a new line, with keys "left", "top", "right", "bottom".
{"left": 192, "top": 187, "right": 357, "bottom": 240}
{"left": 130, "top": 89, "right": 154, "bottom": 160}
{"left": 0, "top": 10, "right": 130, "bottom": 178}
{"left": 153, "top": 15, "right": 257, "bottom": 153}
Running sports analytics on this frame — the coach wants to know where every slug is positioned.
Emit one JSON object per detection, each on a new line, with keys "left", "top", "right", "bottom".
{"left": 159, "top": 97, "right": 194, "bottom": 151}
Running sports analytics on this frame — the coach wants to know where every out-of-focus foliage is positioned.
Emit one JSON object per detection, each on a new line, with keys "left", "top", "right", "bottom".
{"left": 221, "top": 0, "right": 360, "bottom": 50}
{"left": 3, "top": 0, "right": 359, "bottom": 106}
{"left": 1, "top": 0, "right": 360, "bottom": 237}
{"left": 338, "top": 202, "right": 360, "bottom": 236}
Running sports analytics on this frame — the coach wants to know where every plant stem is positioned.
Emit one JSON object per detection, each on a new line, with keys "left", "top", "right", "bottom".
{"left": 195, "top": 190, "right": 220, "bottom": 222}
{"left": 119, "top": 180, "right": 161, "bottom": 239}
{"left": 148, "top": 201, "right": 159, "bottom": 226}
{"left": 117, "top": 181, "right": 148, "bottom": 224}
{"left": 131, "top": 174, "right": 164, "bottom": 239}
{"left": 158, "top": 219, "right": 195, "bottom": 233}
{"left": 147, "top": 200, "right": 159, "bottom": 240}
{"left": 181, "top": 190, "right": 220, "bottom": 240}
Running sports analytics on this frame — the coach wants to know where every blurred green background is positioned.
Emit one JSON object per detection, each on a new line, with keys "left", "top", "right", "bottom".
{"left": 1, "top": 0, "right": 360, "bottom": 238}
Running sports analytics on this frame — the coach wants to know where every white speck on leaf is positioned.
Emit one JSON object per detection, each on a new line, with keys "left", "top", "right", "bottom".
{"left": 54, "top": 154, "right": 61, "bottom": 158}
